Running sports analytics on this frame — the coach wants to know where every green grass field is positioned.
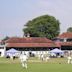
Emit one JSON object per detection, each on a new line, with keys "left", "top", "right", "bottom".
{"left": 0, "top": 57, "right": 72, "bottom": 72}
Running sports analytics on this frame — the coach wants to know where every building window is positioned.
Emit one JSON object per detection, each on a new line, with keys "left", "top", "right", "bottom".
{"left": 0, "top": 52, "right": 1, "bottom": 56}
{"left": 60, "top": 39, "right": 64, "bottom": 42}
{"left": 0, "top": 47, "right": 4, "bottom": 49}
{"left": 67, "top": 38, "right": 72, "bottom": 42}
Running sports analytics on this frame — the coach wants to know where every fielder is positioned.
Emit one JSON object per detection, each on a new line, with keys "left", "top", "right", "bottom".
{"left": 67, "top": 56, "right": 72, "bottom": 64}
{"left": 41, "top": 54, "right": 44, "bottom": 61}
{"left": 45, "top": 56, "right": 50, "bottom": 62}
{"left": 19, "top": 53, "right": 28, "bottom": 69}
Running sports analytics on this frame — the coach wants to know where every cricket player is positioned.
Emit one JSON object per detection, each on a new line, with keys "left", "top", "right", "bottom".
{"left": 41, "top": 54, "right": 44, "bottom": 61}
{"left": 19, "top": 53, "right": 28, "bottom": 69}
{"left": 67, "top": 56, "right": 72, "bottom": 64}
{"left": 45, "top": 56, "right": 50, "bottom": 62}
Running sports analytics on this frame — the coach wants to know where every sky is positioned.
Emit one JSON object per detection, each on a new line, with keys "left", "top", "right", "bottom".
{"left": 0, "top": 0, "right": 72, "bottom": 39}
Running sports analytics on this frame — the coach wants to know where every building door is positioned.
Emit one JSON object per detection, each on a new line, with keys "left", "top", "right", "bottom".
{"left": 0, "top": 52, "right": 1, "bottom": 56}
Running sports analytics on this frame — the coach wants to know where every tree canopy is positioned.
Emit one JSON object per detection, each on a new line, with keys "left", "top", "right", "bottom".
{"left": 2, "top": 36, "right": 10, "bottom": 41}
{"left": 23, "top": 15, "right": 60, "bottom": 39}
{"left": 1, "top": 36, "right": 10, "bottom": 45}
{"left": 67, "top": 27, "right": 72, "bottom": 32}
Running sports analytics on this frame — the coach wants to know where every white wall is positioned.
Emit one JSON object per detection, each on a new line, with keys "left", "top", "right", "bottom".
{"left": 23, "top": 51, "right": 49, "bottom": 57}
{"left": 0, "top": 45, "right": 6, "bottom": 57}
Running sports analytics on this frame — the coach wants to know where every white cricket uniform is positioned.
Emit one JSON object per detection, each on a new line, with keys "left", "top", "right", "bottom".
{"left": 45, "top": 56, "right": 50, "bottom": 62}
{"left": 41, "top": 54, "right": 44, "bottom": 61}
{"left": 67, "top": 56, "right": 72, "bottom": 64}
{"left": 19, "top": 54, "right": 28, "bottom": 68}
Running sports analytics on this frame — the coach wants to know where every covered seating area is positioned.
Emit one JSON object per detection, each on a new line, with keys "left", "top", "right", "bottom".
{"left": 6, "top": 48, "right": 20, "bottom": 59}
{"left": 50, "top": 48, "right": 64, "bottom": 58}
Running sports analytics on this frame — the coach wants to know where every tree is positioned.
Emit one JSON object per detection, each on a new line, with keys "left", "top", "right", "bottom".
{"left": 23, "top": 15, "right": 60, "bottom": 39}
{"left": 1, "top": 36, "right": 10, "bottom": 45}
{"left": 2, "top": 36, "right": 10, "bottom": 41}
{"left": 67, "top": 27, "right": 72, "bottom": 32}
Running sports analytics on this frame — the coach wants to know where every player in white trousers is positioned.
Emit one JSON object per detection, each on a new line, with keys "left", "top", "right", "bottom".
{"left": 19, "top": 53, "right": 28, "bottom": 69}
{"left": 67, "top": 56, "right": 72, "bottom": 64}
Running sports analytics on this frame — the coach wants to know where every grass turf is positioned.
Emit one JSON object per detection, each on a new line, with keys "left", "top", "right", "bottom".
{"left": 0, "top": 58, "right": 72, "bottom": 72}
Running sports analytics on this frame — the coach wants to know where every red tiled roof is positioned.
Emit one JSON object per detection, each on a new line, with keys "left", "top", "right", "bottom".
{"left": 55, "top": 41, "right": 61, "bottom": 47}
{"left": 57, "top": 32, "right": 72, "bottom": 38}
{"left": 5, "top": 37, "right": 53, "bottom": 43}
{"left": 61, "top": 42, "right": 72, "bottom": 46}
{"left": 55, "top": 41, "right": 72, "bottom": 46}
{"left": 6, "top": 37, "right": 59, "bottom": 47}
{"left": 6, "top": 43, "right": 56, "bottom": 47}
